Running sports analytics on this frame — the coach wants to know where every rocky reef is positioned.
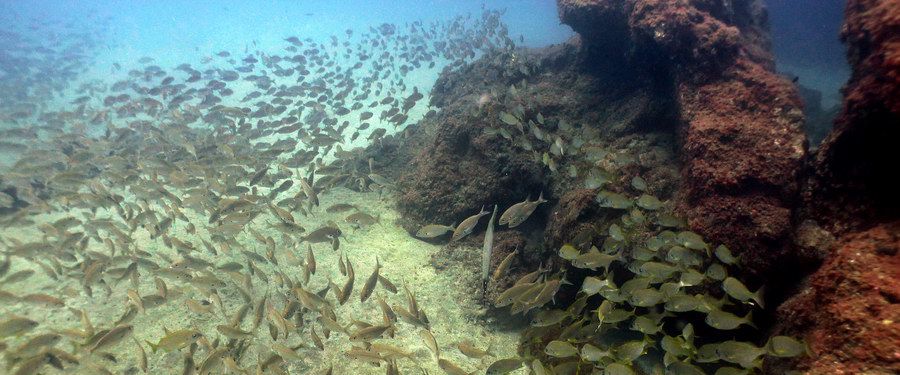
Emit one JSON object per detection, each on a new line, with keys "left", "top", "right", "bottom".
{"left": 803, "top": 0, "right": 900, "bottom": 233}
{"left": 775, "top": 222, "right": 899, "bottom": 373}
{"left": 775, "top": 0, "right": 900, "bottom": 373}
{"left": 558, "top": 0, "right": 806, "bottom": 281}
{"left": 367, "top": 0, "right": 898, "bottom": 373}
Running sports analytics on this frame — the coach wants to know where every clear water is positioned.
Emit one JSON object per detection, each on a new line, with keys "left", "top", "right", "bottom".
{"left": 0, "top": 1, "right": 844, "bottom": 374}
{"left": 0, "top": 1, "right": 573, "bottom": 374}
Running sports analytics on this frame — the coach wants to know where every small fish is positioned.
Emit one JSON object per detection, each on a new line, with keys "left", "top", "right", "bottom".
{"left": 91, "top": 324, "right": 133, "bottom": 353}
{"left": 348, "top": 324, "right": 392, "bottom": 341}
{"left": 0, "top": 316, "right": 39, "bottom": 338}
{"left": 133, "top": 337, "right": 148, "bottom": 373}
{"left": 145, "top": 328, "right": 202, "bottom": 353}
{"left": 10, "top": 351, "right": 60, "bottom": 375}
{"left": 126, "top": 290, "right": 145, "bottom": 313}
{"left": 530, "top": 309, "right": 569, "bottom": 327}
{"left": 722, "top": 277, "right": 764, "bottom": 308}
{"left": 271, "top": 342, "right": 304, "bottom": 361}
{"left": 491, "top": 248, "right": 518, "bottom": 283}
{"left": 301, "top": 225, "right": 342, "bottom": 244}
{"left": 438, "top": 358, "right": 471, "bottom": 375}
{"left": 300, "top": 178, "right": 319, "bottom": 207}
{"left": 716, "top": 340, "right": 767, "bottom": 369}
{"left": 378, "top": 274, "right": 397, "bottom": 293}
{"left": 705, "top": 309, "right": 755, "bottom": 330}
{"left": 766, "top": 336, "right": 807, "bottom": 358}
{"left": 345, "top": 347, "right": 387, "bottom": 365}
{"left": 266, "top": 302, "right": 295, "bottom": 339}
{"left": 2, "top": 269, "right": 35, "bottom": 284}
{"left": 629, "top": 288, "right": 665, "bottom": 307}
{"left": 360, "top": 257, "right": 381, "bottom": 303}
{"left": 494, "top": 283, "right": 539, "bottom": 308}
{"left": 715, "top": 245, "right": 740, "bottom": 265}
{"left": 485, "top": 358, "right": 523, "bottom": 374}
{"left": 544, "top": 340, "right": 578, "bottom": 358}
{"left": 307, "top": 245, "right": 317, "bottom": 274}
{"left": 457, "top": 340, "right": 492, "bottom": 359}
{"left": 197, "top": 347, "right": 228, "bottom": 375}
{"left": 498, "top": 193, "right": 547, "bottom": 228}
{"left": 19, "top": 293, "right": 65, "bottom": 307}
{"left": 216, "top": 325, "right": 254, "bottom": 339}
{"left": 8, "top": 333, "right": 62, "bottom": 361}
{"left": 346, "top": 212, "right": 379, "bottom": 227}
{"left": 580, "top": 343, "right": 612, "bottom": 362}
{"left": 665, "top": 294, "right": 701, "bottom": 312}
{"left": 631, "top": 315, "right": 664, "bottom": 335}
{"left": 614, "top": 337, "right": 653, "bottom": 362}
{"left": 415, "top": 223, "right": 455, "bottom": 238}
{"left": 452, "top": 206, "right": 490, "bottom": 241}
{"left": 419, "top": 329, "right": 439, "bottom": 361}
{"left": 558, "top": 244, "right": 580, "bottom": 260}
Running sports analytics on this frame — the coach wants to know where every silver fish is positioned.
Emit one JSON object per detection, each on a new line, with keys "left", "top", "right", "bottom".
{"left": 451, "top": 206, "right": 490, "bottom": 241}
{"left": 499, "top": 193, "right": 547, "bottom": 228}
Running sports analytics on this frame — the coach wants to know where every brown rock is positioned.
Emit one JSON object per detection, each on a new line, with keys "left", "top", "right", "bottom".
{"left": 773, "top": 221, "right": 900, "bottom": 374}
{"left": 558, "top": 0, "right": 806, "bottom": 278}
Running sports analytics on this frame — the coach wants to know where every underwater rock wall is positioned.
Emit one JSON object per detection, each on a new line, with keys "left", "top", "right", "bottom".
{"left": 775, "top": 221, "right": 900, "bottom": 373}
{"left": 394, "top": 42, "right": 675, "bottom": 235}
{"left": 776, "top": 0, "right": 900, "bottom": 373}
{"left": 803, "top": 0, "right": 900, "bottom": 233}
{"left": 557, "top": 0, "right": 806, "bottom": 279}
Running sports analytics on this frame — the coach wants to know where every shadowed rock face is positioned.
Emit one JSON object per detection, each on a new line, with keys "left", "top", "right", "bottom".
{"left": 803, "top": 0, "right": 900, "bottom": 234}
{"left": 557, "top": 0, "right": 806, "bottom": 279}
{"left": 775, "top": 1, "right": 900, "bottom": 373}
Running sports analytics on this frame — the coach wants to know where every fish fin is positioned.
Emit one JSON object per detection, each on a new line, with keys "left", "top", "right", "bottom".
{"left": 145, "top": 340, "right": 158, "bottom": 354}
{"left": 754, "top": 285, "right": 766, "bottom": 309}
{"left": 537, "top": 191, "right": 546, "bottom": 203}
{"left": 744, "top": 311, "right": 757, "bottom": 329}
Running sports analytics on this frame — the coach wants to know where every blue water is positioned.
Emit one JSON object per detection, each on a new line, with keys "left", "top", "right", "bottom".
{"left": 768, "top": 0, "right": 849, "bottom": 107}
{"left": 3, "top": 0, "right": 573, "bottom": 74}
{"left": 0, "top": 1, "right": 850, "bottom": 374}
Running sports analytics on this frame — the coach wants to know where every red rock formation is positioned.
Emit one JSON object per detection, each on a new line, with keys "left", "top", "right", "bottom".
{"left": 775, "top": 1, "right": 900, "bottom": 373}
{"left": 557, "top": 0, "right": 806, "bottom": 278}
{"left": 774, "top": 221, "right": 900, "bottom": 373}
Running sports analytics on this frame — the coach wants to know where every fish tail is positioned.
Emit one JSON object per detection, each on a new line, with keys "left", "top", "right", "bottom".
{"left": 744, "top": 311, "right": 757, "bottom": 329}
{"left": 754, "top": 286, "right": 766, "bottom": 309}
{"left": 145, "top": 340, "right": 158, "bottom": 354}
